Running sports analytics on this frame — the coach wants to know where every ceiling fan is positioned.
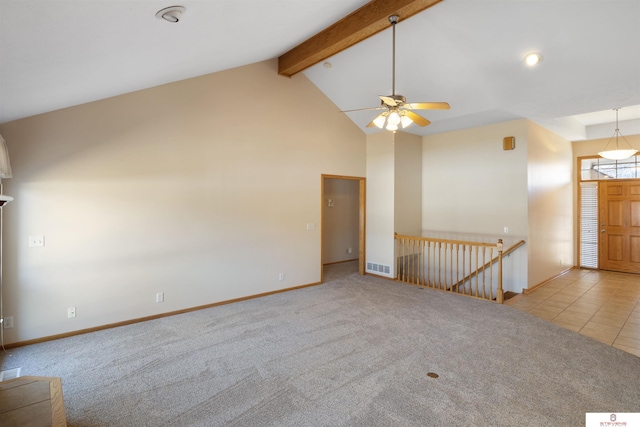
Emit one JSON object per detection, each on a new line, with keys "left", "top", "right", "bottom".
{"left": 342, "top": 15, "right": 450, "bottom": 132}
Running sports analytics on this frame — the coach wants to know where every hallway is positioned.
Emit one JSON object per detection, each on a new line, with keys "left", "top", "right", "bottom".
{"left": 506, "top": 268, "right": 640, "bottom": 357}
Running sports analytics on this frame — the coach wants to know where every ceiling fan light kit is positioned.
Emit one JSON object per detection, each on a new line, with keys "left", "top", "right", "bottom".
{"left": 372, "top": 113, "right": 387, "bottom": 128}
{"left": 598, "top": 108, "right": 637, "bottom": 160}
{"left": 342, "top": 15, "right": 450, "bottom": 133}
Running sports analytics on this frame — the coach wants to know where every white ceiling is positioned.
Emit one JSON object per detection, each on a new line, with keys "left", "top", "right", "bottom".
{"left": 1, "top": 0, "right": 639, "bottom": 141}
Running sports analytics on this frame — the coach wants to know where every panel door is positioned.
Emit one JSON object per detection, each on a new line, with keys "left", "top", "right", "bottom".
{"left": 599, "top": 181, "right": 640, "bottom": 273}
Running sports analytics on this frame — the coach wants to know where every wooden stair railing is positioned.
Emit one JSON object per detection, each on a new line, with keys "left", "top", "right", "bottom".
{"left": 451, "top": 239, "right": 526, "bottom": 293}
{"left": 395, "top": 233, "right": 525, "bottom": 304}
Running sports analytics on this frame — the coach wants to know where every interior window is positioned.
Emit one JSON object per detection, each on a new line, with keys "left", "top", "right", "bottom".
{"left": 580, "top": 156, "right": 640, "bottom": 181}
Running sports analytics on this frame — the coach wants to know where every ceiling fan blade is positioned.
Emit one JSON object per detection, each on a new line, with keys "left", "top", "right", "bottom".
{"left": 379, "top": 96, "right": 398, "bottom": 107}
{"left": 405, "top": 102, "right": 450, "bottom": 110}
{"left": 341, "top": 106, "right": 386, "bottom": 113}
{"left": 366, "top": 112, "right": 387, "bottom": 128}
{"left": 404, "top": 110, "right": 431, "bottom": 127}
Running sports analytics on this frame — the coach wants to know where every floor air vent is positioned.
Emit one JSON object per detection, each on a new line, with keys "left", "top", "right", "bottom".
{"left": 366, "top": 262, "right": 390, "bottom": 274}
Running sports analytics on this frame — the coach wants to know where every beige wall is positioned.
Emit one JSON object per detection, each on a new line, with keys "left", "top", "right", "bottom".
{"left": 0, "top": 59, "right": 366, "bottom": 343}
{"left": 421, "top": 119, "right": 575, "bottom": 292}
{"left": 394, "top": 132, "right": 422, "bottom": 236}
{"left": 526, "top": 121, "right": 574, "bottom": 287}
{"left": 365, "top": 132, "right": 396, "bottom": 277}
{"left": 322, "top": 178, "right": 359, "bottom": 264}
{"left": 364, "top": 131, "right": 422, "bottom": 278}
{"left": 422, "top": 120, "right": 529, "bottom": 238}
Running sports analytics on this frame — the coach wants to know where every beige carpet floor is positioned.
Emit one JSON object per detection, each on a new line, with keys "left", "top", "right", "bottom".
{"left": 1, "top": 267, "right": 639, "bottom": 426}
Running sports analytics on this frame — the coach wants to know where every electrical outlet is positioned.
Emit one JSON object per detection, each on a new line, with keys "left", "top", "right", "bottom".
{"left": 29, "top": 235, "right": 45, "bottom": 247}
{"left": 2, "top": 316, "right": 13, "bottom": 329}
{"left": 156, "top": 292, "right": 164, "bottom": 303}
{"left": 278, "top": 272, "right": 285, "bottom": 281}
{"left": 67, "top": 307, "right": 76, "bottom": 318}
{"left": 347, "top": 248, "right": 353, "bottom": 254}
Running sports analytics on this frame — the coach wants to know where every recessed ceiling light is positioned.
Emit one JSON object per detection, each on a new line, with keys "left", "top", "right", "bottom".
{"left": 524, "top": 52, "right": 543, "bottom": 67}
{"left": 324, "top": 62, "right": 332, "bottom": 69}
{"left": 156, "top": 6, "right": 186, "bottom": 23}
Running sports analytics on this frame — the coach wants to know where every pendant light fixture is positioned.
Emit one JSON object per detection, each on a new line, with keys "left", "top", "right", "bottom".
{"left": 598, "top": 108, "right": 637, "bottom": 160}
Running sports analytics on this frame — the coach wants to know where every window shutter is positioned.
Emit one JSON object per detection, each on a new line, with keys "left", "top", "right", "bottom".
{"left": 580, "top": 182, "right": 598, "bottom": 268}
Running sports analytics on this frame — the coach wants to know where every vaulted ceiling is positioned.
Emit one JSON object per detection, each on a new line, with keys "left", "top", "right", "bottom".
{"left": 1, "top": 0, "right": 639, "bottom": 140}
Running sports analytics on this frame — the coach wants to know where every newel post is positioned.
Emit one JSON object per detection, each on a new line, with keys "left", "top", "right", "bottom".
{"left": 496, "top": 239, "right": 504, "bottom": 303}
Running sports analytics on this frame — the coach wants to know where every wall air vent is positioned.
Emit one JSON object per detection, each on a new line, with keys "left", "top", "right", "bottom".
{"left": 366, "top": 262, "right": 390, "bottom": 275}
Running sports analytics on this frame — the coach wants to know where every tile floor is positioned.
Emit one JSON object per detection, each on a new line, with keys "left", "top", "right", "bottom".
{"left": 506, "top": 268, "right": 640, "bottom": 358}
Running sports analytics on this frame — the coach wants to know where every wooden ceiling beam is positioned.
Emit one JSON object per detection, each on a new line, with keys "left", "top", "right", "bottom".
{"left": 277, "top": 0, "right": 444, "bottom": 77}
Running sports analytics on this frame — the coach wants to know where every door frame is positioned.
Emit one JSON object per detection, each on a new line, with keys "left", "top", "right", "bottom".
{"left": 577, "top": 155, "right": 640, "bottom": 272}
{"left": 321, "top": 174, "right": 366, "bottom": 281}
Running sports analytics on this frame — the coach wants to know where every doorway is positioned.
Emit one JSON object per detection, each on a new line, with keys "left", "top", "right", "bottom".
{"left": 578, "top": 155, "right": 640, "bottom": 273}
{"left": 598, "top": 180, "right": 640, "bottom": 273}
{"left": 321, "top": 175, "right": 366, "bottom": 281}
